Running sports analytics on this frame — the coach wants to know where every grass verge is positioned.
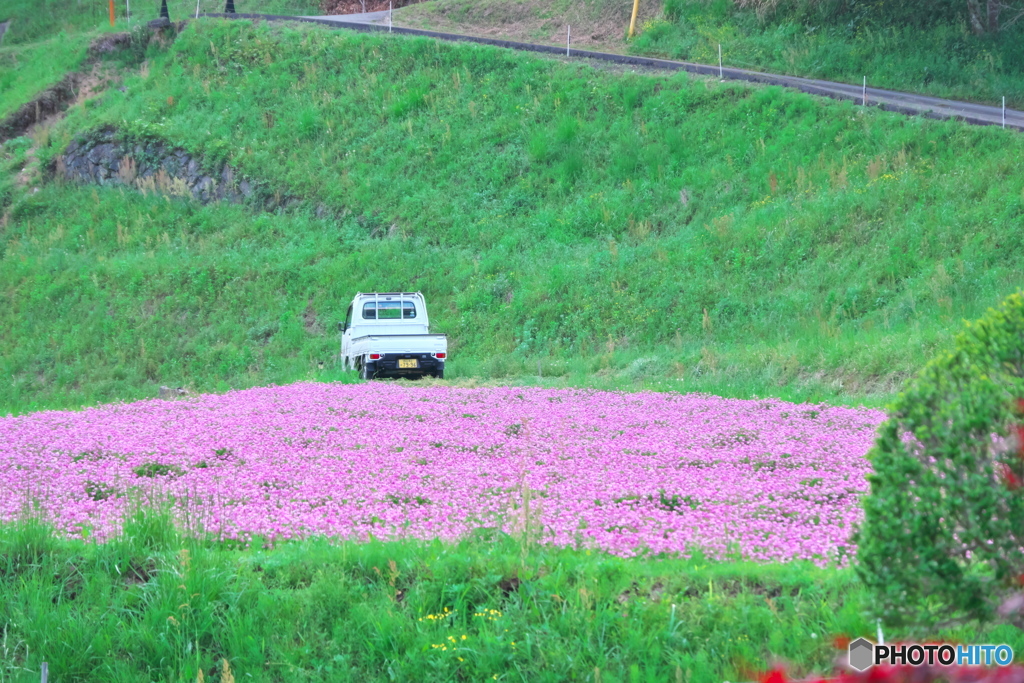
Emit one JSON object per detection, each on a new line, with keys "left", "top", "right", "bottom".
{"left": 2, "top": 512, "right": 1020, "bottom": 681}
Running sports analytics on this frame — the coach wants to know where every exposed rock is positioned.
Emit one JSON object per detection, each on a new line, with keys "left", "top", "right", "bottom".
{"left": 56, "top": 128, "right": 257, "bottom": 206}
{"left": 53, "top": 128, "right": 337, "bottom": 217}
{"left": 87, "top": 31, "right": 134, "bottom": 57}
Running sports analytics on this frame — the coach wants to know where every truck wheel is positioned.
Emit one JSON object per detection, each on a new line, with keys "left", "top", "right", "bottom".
{"left": 433, "top": 369, "right": 444, "bottom": 379}
{"left": 360, "top": 363, "right": 375, "bottom": 380}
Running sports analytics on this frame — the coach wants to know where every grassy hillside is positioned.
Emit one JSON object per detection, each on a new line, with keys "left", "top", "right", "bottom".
{"left": 0, "top": 0, "right": 321, "bottom": 46}
{"left": 0, "top": 34, "right": 93, "bottom": 120}
{"left": 0, "top": 0, "right": 321, "bottom": 126}
{"left": 3, "top": 18, "right": 1024, "bottom": 412}
{"left": 398, "top": 0, "right": 1024, "bottom": 107}
{"left": 632, "top": 0, "right": 1024, "bottom": 107}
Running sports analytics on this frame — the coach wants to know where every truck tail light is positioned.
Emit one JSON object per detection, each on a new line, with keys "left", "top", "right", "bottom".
{"left": 369, "top": 353, "right": 381, "bottom": 360}
{"left": 435, "top": 352, "right": 446, "bottom": 359}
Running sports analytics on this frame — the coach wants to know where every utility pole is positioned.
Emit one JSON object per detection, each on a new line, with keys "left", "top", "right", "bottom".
{"left": 628, "top": 0, "right": 640, "bottom": 38}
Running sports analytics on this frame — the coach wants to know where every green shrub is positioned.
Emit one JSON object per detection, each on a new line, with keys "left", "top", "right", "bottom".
{"left": 132, "top": 462, "right": 184, "bottom": 478}
{"left": 856, "top": 291, "right": 1024, "bottom": 628}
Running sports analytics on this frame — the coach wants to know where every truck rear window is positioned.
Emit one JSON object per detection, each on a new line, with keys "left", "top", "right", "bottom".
{"left": 362, "top": 301, "right": 417, "bottom": 319}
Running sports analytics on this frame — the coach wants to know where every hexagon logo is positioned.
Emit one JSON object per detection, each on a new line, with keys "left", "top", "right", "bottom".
{"left": 849, "top": 637, "right": 875, "bottom": 672}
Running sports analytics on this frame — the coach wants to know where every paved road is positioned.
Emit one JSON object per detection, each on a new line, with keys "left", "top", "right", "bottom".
{"left": 254, "top": 11, "right": 1024, "bottom": 130}
{"left": 304, "top": 10, "right": 390, "bottom": 25}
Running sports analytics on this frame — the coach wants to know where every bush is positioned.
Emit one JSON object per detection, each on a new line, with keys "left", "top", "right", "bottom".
{"left": 856, "top": 291, "right": 1024, "bottom": 628}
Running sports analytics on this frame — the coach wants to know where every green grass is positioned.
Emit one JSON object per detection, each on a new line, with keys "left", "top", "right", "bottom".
{"left": 2, "top": 512, "right": 1019, "bottom": 682}
{"left": 630, "top": 0, "right": 1024, "bottom": 107}
{"left": 0, "top": 0, "right": 322, "bottom": 47}
{"left": 0, "top": 0, "right": 121, "bottom": 46}
{"left": 3, "top": 18, "right": 1024, "bottom": 412}
{"left": 0, "top": 32, "right": 92, "bottom": 120}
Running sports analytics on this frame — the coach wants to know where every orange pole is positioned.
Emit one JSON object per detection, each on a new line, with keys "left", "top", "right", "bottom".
{"left": 628, "top": 0, "right": 640, "bottom": 38}
{"left": 109, "top": 0, "right": 115, "bottom": 25}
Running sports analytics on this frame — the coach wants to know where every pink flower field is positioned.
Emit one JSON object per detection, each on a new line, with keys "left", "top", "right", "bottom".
{"left": 0, "top": 383, "right": 886, "bottom": 563}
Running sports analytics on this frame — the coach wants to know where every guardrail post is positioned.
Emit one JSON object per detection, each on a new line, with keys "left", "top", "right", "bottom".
{"left": 225, "top": 0, "right": 235, "bottom": 13}
{"left": 160, "top": 0, "right": 169, "bottom": 19}
{"left": 566, "top": 25, "right": 570, "bottom": 56}
{"left": 41, "top": 663, "right": 48, "bottom": 683}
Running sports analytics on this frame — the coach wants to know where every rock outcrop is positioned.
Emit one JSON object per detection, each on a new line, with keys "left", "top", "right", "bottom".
{"left": 56, "top": 128, "right": 256, "bottom": 205}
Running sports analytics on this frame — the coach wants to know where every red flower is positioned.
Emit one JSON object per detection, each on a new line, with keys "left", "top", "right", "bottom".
{"left": 1015, "top": 424, "right": 1024, "bottom": 458}
{"left": 866, "top": 667, "right": 897, "bottom": 682}
{"left": 759, "top": 669, "right": 788, "bottom": 683}
{"left": 833, "top": 634, "right": 852, "bottom": 650}
{"left": 1002, "top": 464, "right": 1022, "bottom": 490}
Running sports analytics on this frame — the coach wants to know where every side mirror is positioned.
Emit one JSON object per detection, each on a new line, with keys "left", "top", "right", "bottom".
{"left": 338, "top": 322, "right": 346, "bottom": 332}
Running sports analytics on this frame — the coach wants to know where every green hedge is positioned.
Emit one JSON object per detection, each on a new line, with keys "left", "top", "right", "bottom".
{"left": 857, "top": 291, "right": 1024, "bottom": 628}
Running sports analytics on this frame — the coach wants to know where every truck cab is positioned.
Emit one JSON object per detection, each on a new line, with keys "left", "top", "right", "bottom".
{"left": 339, "top": 292, "right": 447, "bottom": 379}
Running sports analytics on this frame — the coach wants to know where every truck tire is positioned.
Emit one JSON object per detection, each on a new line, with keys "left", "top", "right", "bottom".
{"left": 360, "top": 362, "right": 376, "bottom": 381}
{"left": 433, "top": 369, "right": 444, "bottom": 379}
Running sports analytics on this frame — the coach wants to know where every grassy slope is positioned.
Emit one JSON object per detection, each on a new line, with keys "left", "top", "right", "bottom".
{"left": 0, "top": 0, "right": 321, "bottom": 47}
{"left": 2, "top": 515, "right": 1019, "bottom": 681}
{"left": 633, "top": 0, "right": 1024, "bottom": 108}
{"left": 398, "top": 0, "right": 1024, "bottom": 107}
{"left": 3, "top": 18, "right": 1024, "bottom": 411}
{"left": 0, "top": 0, "right": 318, "bottom": 137}
{"left": 0, "top": 33, "right": 92, "bottom": 120}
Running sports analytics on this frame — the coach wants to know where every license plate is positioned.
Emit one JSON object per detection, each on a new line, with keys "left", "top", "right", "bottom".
{"left": 398, "top": 359, "right": 418, "bottom": 369}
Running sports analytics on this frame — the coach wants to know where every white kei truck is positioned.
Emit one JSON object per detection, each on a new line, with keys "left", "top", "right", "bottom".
{"left": 339, "top": 292, "right": 448, "bottom": 380}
